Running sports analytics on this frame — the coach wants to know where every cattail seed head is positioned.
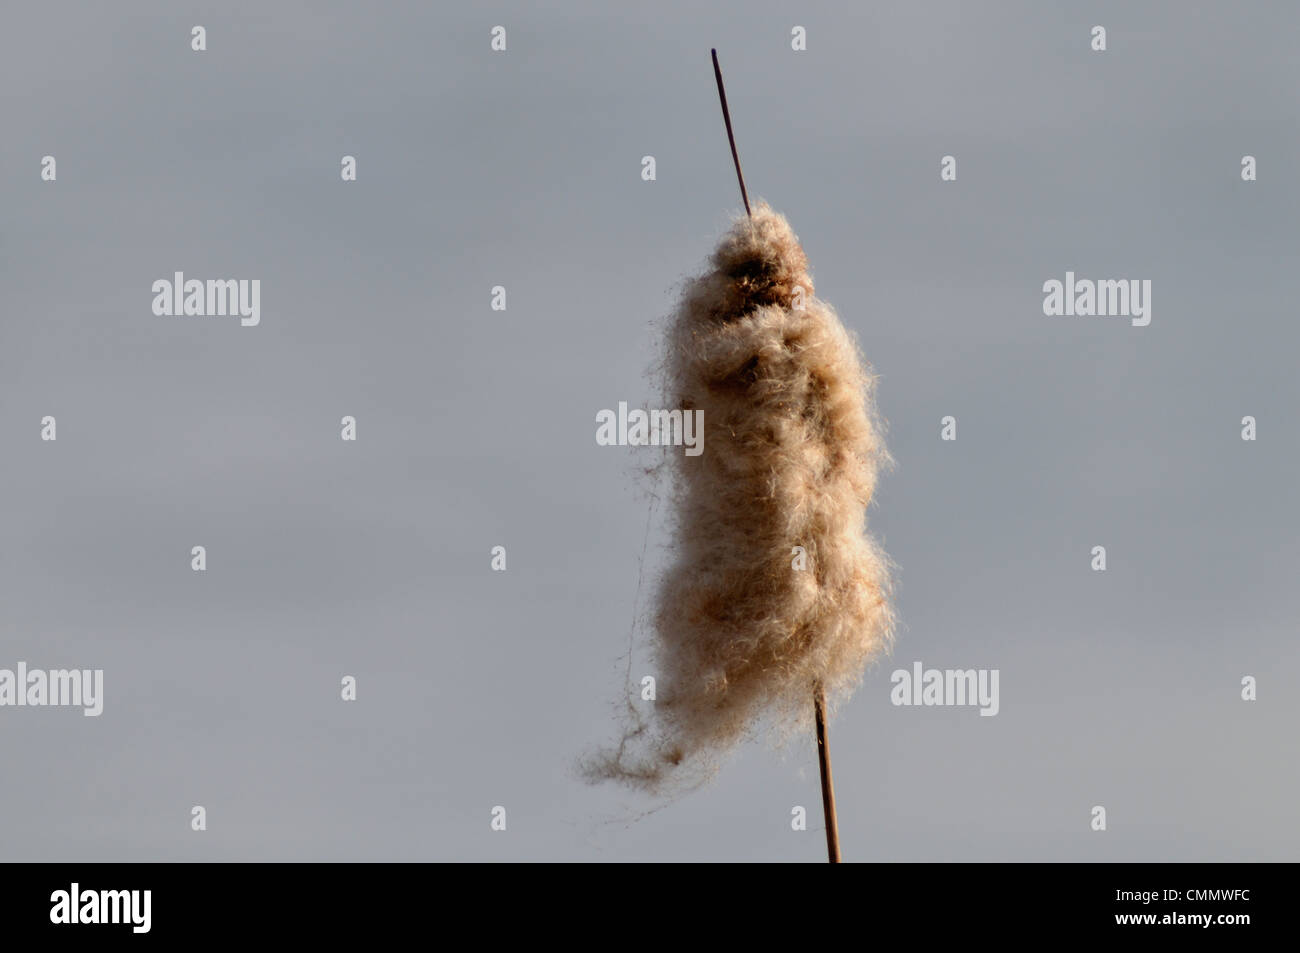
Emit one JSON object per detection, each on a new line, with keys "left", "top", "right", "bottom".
{"left": 589, "top": 203, "right": 895, "bottom": 791}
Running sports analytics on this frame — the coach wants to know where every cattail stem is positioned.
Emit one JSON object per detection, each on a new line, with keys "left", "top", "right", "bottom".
{"left": 814, "top": 685, "right": 841, "bottom": 862}
{"left": 713, "top": 48, "right": 839, "bottom": 861}
{"left": 711, "top": 49, "right": 751, "bottom": 218}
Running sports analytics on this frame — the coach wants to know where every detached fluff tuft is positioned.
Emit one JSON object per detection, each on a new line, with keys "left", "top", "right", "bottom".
{"left": 590, "top": 202, "right": 894, "bottom": 791}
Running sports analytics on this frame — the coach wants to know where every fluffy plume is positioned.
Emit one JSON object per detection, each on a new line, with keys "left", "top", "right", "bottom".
{"left": 590, "top": 202, "right": 894, "bottom": 791}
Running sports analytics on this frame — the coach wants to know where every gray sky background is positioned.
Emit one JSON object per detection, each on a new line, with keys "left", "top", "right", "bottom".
{"left": 2, "top": 1, "right": 1297, "bottom": 861}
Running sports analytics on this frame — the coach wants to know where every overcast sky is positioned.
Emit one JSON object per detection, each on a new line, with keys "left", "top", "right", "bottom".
{"left": 2, "top": 1, "right": 1296, "bottom": 861}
